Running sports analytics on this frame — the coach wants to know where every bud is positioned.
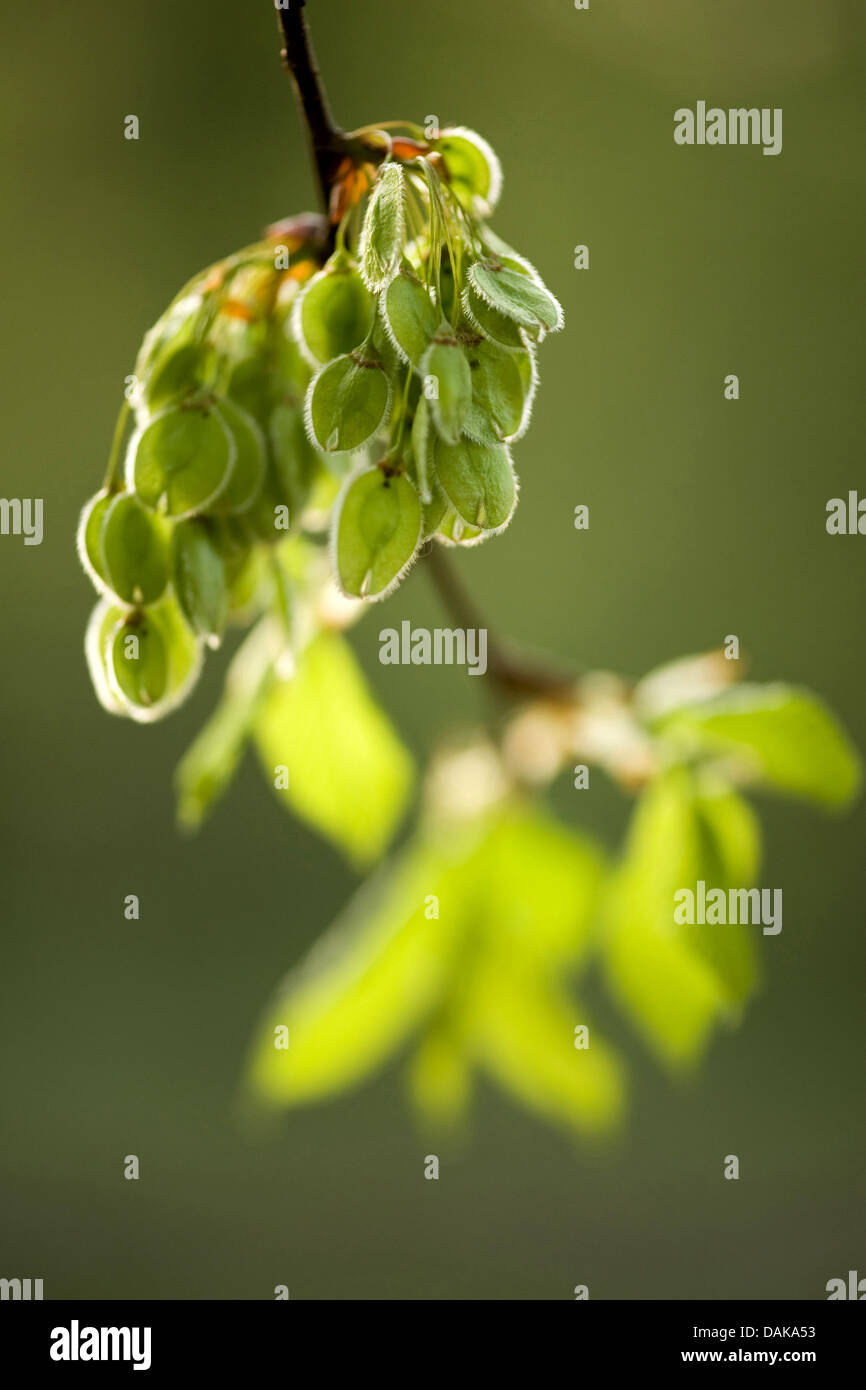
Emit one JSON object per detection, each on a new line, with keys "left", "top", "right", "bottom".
{"left": 333, "top": 464, "right": 422, "bottom": 599}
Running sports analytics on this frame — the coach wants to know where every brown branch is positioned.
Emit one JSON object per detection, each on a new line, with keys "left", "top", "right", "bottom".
{"left": 424, "top": 546, "right": 578, "bottom": 702}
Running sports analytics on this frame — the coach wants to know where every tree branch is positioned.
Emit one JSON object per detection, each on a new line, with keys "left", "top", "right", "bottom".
{"left": 275, "top": 0, "right": 348, "bottom": 211}
{"left": 424, "top": 547, "right": 578, "bottom": 702}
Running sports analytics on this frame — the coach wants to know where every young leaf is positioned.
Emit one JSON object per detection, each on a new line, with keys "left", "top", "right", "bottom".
{"left": 602, "top": 768, "right": 760, "bottom": 1068}
{"left": 246, "top": 841, "right": 454, "bottom": 1108}
{"left": 421, "top": 329, "right": 472, "bottom": 444}
{"left": 99, "top": 493, "right": 170, "bottom": 606}
{"left": 660, "top": 684, "right": 862, "bottom": 810}
{"left": 432, "top": 434, "right": 517, "bottom": 534}
{"left": 253, "top": 631, "right": 414, "bottom": 865}
{"left": 127, "top": 403, "right": 236, "bottom": 517}
{"left": 333, "top": 465, "right": 423, "bottom": 600}
{"left": 469, "top": 260, "right": 563, "bottom": 334}
{"left": 294, "top": 254, "right": 376, "bottom": 366}
{"left": 359, "top": 162, "right": 405, "bottom": 291}
{"left": 305, "top": 350, "right": 391, "bottom": 453}
{"left": 469, "top": 964, "right": 625, "bottom": 1135}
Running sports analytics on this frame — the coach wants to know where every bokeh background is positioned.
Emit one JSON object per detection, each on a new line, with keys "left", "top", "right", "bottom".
{"left": 1, "top": 0, "right": 864, "bottom": 1299}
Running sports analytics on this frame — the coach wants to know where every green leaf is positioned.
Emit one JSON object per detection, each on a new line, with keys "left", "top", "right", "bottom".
{"left": 661, "top": 683, "right": 862, "bottom": 810}
{"left": 333, "top": 465, "right": 422, "bottom": 599}
{"left": 295, "top": 254, "right": 376, "bottom": 365}
{"left": 432, "top": 127, "right": 502, "bottom": 214}
{"left": 602, "top": 768, "right": 760, "bottom": 1068}
{"left": 269, "top": 401, "right": 320, "bottom": 518}
{"left": 462, "top": 334, "right": 536, "bottom": 444}
{"left": 421, "top": 328, "right": 473, "bottom": 444}
{"left": 468, "top": 963, "right": 625, "bottom": 1135}
{"left": 171, "top": 518, "right": 228, "bottom": 643}
{"left": 305, "top": 350, "right": 391, "bottom": 453}
{"left": 473, "top": 809, "right": 607, "bottom": 971}
{"left": 128, "top": 403, "right": 235, "bottom": 517}
{"left": 99, "top": 493, "right": 170, "bottom": 606}
{"left": 359, "top": 162, "right": 405, "bottom": 291}
{"left": 246, "top": 843, "right": 455, "bottom": 1107}
{"left": 175, "top": 618, "right": 277, "bottom": 830}
{"left": 432, "top": 433, "right": 517, "bottom": 534}
{"left": 382, "top": 264, "right": 438, "bottom": 367}
{"left": 469, "top": 259, "right": 563, "bottom": 334}
{"left": 253, "top": 631, "right": 414, "bottom": 865}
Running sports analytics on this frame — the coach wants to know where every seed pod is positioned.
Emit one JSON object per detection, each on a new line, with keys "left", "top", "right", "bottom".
{"left": 462, "top": 336, "right": 537, "bottom": 444}
{"left": 461, "top": 283, "right": 527, "bottom": 350}
{"left": 211, "top": 398, "right": 266, "bottom": 514}
{"left": 109, "top": 614, "right": 169, "bottom": 710}
{"left": 333, "top": 464, "right": 422, "bottom": 599}
{"left": 84, "top": 599, "right": 132, "bottom": 716}
{"left": 305, "top": 350, "right": 391, "bottom": 453}
{"left": 77, "top": 489, "right": 115, "bottom": 594}
{"left": 269, "top": 401, "right": 319, "bottom": 517}
{"left": 432, "top": 127, "right": 502, "bottom": 215}
{"left": 294, "top": 251, "right": 375, "bottom": 366}
{"left": 468, "top": 260, "right": 563, "bottom": 335}
{"left": 382, "top": 263, "right": 438, "bottom": 368}
{"left": 410, "top": 395, "right": 433, "bottom": 503}
{"left": 99, "top": 492, "right": 170, "bottom": 606}
{"left": 128, "top": 403, "right": 236, "bottom": 517}
{"left": 101, "top": 594, "right": 203, "bottom": 723}
{"left": 432, "top": 434, "right": 517, "bottom": 534}
{"left": 135, "top": 293, "right": 216, "bottom": 411}
{"left": 421, "top": 328, "right": 472, "bottom": 445}
{"left": 359, "top": 163, "right": 405, "bottom": 292}
{"left": 171, "top": 518, "right": 228, "bottom": 644}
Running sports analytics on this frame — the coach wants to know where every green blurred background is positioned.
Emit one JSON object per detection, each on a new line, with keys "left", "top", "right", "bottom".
{"left": 1, "top": 0, "right": 864, "bottom": 1299}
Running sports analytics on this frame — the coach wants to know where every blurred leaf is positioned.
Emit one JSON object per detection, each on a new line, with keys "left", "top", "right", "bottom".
{"left": 661, "top": 683, "right": 861, "bottom": 810}
{"left": 469, "top": 962, "right": 625, "bottom": 1135}
{"left": 248, "top": 841, "right": 458, "bottom": 1107}
{"left": 253, "top": 631, "right": 413, "bottom": 865}
{"left": 602, "top": 768, "right": 760, "bottom": 1068}
{"left": 408, "top": 1026, "right": 473, "bottom": 1127}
